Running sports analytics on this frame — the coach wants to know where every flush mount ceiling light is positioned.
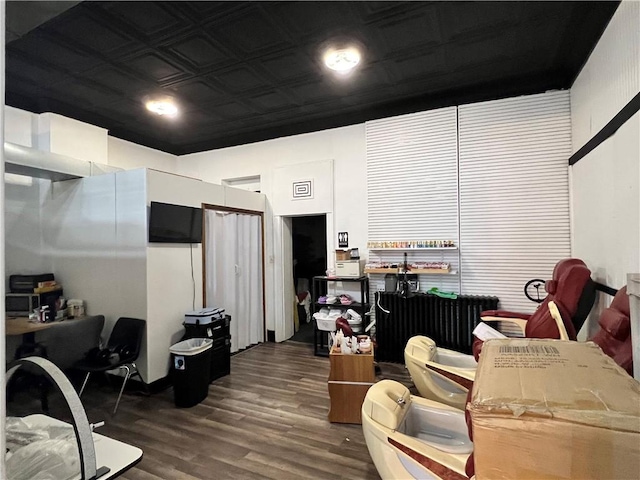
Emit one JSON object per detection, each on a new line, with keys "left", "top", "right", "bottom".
{"left": 145, "top": 96, "right": 179, "bottom": 117}
{"left": 323, "top": 46, "right": 361, "bottom": 74}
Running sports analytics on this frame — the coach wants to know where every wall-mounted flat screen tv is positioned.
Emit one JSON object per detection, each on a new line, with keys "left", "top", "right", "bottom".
{"left": 148, "top": 201, "right": 203, "bottom": 243}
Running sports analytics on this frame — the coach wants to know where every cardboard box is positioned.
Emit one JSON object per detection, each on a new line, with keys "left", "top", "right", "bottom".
{"left": 469, "top": 339, "right": 640, "bottom": 480}
{"left": 335, "top": 260, "right": 361, "bottom": 278}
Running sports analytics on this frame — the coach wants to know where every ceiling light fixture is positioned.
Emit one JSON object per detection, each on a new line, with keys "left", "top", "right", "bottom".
{"left": 145, "top": 97, "right": 179, "bottom": 117}
{"left": 323, "top": 46, "right": 361, "bottom": 74}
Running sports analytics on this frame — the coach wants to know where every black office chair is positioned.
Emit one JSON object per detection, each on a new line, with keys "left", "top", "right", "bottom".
{"left": 74, "top": 317, "right": 146, "bottom": 414}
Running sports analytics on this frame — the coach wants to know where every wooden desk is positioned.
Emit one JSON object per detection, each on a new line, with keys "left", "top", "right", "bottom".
{"left": 328, "top": 345, "right": 375, "bottom": 424}
{"left": 6, "top": 316, "right": 55, "bottom": 336}
{"left": 24, "top": 414, "right": 143, "bottom": 479}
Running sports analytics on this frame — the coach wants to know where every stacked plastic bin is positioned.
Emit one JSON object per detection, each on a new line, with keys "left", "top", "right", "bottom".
{"left": 182, "top": 308, "right": 231, "bottom": 382}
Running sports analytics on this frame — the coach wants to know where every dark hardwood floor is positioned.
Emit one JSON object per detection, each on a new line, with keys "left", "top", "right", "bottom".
{"left": 8, "top": 341, "right": 418, "bottom": 479}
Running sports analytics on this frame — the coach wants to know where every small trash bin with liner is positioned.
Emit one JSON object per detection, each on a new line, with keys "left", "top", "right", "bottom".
{"left": 170, "top": 338, "right": 213, "bottom": 408}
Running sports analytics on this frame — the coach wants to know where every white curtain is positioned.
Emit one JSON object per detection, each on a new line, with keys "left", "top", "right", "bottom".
{"left": 205, "top": 210, "right": 264, "bottom": 352}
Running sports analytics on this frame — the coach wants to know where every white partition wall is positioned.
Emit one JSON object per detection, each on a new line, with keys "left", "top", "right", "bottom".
{"left": 31, "top": 168, "right": 264, "bottom": 383}
{"left": 458, "top": 92, "right": 572, "bottom": 311}
{"left": 43, "top": 170, "right": 149, "bottom": 375}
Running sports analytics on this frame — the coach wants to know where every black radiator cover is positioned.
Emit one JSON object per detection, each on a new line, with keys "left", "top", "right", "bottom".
{"left": 375, "top": 292, "right": 499, "bottom": 363}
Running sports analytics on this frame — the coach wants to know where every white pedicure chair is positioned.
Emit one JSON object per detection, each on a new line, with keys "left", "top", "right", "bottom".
{"left": 362, "top": 379, "right": 472, "bottom": 480}
{"left": 404, "top": 336, "right": 476, "bottom": 410}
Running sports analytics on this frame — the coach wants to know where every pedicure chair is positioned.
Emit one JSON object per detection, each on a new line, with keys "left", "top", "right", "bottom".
{"left": 481, "top": 258, "right": 594, "bottom": 327}
{"left": 591, "top": 286, "right": 633, "bottom": 375}
{"left": 365, "top": 293, "right": 635, "bottom": 480}
{"left": 474, "top": 260, "right": 594, "bottom": 358}
{"left": 404, "top": 336, "right": 476, "bottom": 410}
{"left": 361, "top": 379, "right": 473, "bottom": 480}
{"left": 487, "top": 259, "right": 593, "bottom": 347}
{"left": 552, "top": 285, "right": 634, "bottom": 376}
{"left": 403, "top": 260, "right": 596, "bottom": 409}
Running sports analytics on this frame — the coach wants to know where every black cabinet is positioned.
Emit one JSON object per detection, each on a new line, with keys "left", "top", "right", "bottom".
{"left": 182, "top": 315, "right": 231, "bottom": 382}
{"left": 311, "top": 276, "right": 370, "bottom": 356}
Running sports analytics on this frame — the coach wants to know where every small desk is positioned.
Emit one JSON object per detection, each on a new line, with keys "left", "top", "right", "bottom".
{"left": 6, "top": 316, "right": 55, "bottom": 336}
{"left": 24, "top": 414, "right": 143, "bottom": 479}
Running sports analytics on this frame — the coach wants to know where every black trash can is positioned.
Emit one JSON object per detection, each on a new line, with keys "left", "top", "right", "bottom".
{"left": 170, "top": 338, "right": 213, "bottom": 408}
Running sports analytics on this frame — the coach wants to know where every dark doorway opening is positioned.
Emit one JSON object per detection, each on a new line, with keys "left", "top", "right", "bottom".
{"left": 291, "top": 215, "right": 327, "bottom": 343}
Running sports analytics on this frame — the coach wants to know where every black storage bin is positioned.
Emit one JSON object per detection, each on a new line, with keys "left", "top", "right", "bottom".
{"left": 211, "top": 336, "right": 231, "bottom": 381}
{"left": 170, "top": 338, "right": 213, "bottom": 408}
{"left": 183, "top": 315, "right": 230, "bottom": 340}
{"left": 182, "top": 315, "right": 231, "bottom": 382}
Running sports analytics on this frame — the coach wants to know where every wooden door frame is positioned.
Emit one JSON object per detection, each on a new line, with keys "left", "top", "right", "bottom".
{"left": 201, "top": 203, "right": 267, "bottom": 343}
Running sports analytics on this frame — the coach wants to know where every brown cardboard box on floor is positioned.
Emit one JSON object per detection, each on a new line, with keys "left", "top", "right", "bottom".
{"left": 469, "top": 339, "right": 640, "bottom": 480}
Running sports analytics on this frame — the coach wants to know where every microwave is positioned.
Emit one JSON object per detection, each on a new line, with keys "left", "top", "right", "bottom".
{"left": 6, "top": 293, "right": 40, "bottom": 316}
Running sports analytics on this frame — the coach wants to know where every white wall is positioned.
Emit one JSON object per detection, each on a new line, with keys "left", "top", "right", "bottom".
{"left": 108, "top": 137, "right": 177, "bottom": 173}
{"left": 272, "top": 159, "right": 334, "bottom": 216}
{"left": 177, "top": 125, "right": 367, "bottom": 339}
{"left": 35, "top": 113, "right": 108, "bottom": 165}
{"left": 5, "top": 106, "right": 176, "bottom": 174}
{"left": 4, "top": 178, "right": 51, "bottom": 278}
{"left": 570, "top": 0, "right": 640, "bottom": 336}
{"left": 145, "top": 169, "right": 265, "bottom": 381}
{"left": 145, "top": 169, "right": 220, "bottom": 382}
{"left": 5, "top": 106, "right": 34, "bottom": 147}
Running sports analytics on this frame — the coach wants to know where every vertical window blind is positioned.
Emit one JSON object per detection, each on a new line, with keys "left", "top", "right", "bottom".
{"left": 366, "top": 107, "right": 460, "bottom": 294}
{"left": 458, "top": 91, "right": 572, "bottom": 311}
{"left": 365, "top": 92, "right": 572, "bottom": 311}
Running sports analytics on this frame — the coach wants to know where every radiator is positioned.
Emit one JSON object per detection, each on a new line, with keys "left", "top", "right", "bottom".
{"left": 375, "top": 292, "right": 499, "bottom": 362}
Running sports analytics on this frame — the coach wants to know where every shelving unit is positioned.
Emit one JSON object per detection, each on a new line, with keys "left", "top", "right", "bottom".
{"left": 368, "top": 247, "right": 458, "bottom": 252}
{"left": 366, "top": 245, "right": 461, "bottom": 294}
{"left": 364, "top": 268, "right": 457, "bottom": 275}
{"left": 311, "top": 276, "right": 370, "bottom": 357}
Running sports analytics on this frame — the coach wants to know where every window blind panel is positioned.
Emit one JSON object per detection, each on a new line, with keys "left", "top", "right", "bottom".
{"left": 367, "top": 107, "right": 459, "bottom": 241}
{"left": 459, "top": 91, "right": 572, "bottom": 312}
{"left": 367, "top": 107, "right": 460, "bottom": 298}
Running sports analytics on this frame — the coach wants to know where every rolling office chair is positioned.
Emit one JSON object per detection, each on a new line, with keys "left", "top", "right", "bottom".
{"left": 74, "top": 317, "right": 146, "bottom": 414}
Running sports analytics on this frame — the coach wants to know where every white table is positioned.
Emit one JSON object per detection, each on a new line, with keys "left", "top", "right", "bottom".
{"left": 24, "top": 414, "right": 143, "bottom": 479}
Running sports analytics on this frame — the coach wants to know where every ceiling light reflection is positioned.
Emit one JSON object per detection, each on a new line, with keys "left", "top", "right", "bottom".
{"left": 323, "top": 47, "right": 361, "bottom": 74}
{"left": 145, "top": 97, "right": 179, "bottom": 117}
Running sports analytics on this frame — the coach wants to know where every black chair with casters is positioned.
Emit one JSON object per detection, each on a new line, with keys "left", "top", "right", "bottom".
{"left": 74, "top": 317, "right": 146, "bottom": 414}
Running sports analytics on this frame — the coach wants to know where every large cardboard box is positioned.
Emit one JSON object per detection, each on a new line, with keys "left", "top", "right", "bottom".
{"left": 469, "top": 339, "right": 640, "bottom": 479}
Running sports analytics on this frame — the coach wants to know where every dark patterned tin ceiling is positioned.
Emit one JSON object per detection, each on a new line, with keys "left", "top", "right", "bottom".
{"left": 6, "top": 1, "right": 619, "bottom": 155}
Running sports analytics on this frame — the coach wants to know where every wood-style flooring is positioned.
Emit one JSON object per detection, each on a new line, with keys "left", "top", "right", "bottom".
{"left": 8, "top": 341, "right": 416, "bottom": 479}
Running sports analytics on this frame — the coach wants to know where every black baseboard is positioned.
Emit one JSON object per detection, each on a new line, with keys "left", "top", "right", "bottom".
{"left": 267, "top": 330, "right": 276, "bottom": 342}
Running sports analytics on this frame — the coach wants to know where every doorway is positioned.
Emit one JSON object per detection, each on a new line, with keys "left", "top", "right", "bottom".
{"left": 290, "top": 215, "right": 327, "bottom": 343}
{"left": 203, "top": 206, "right": 265, "bottom": 352}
